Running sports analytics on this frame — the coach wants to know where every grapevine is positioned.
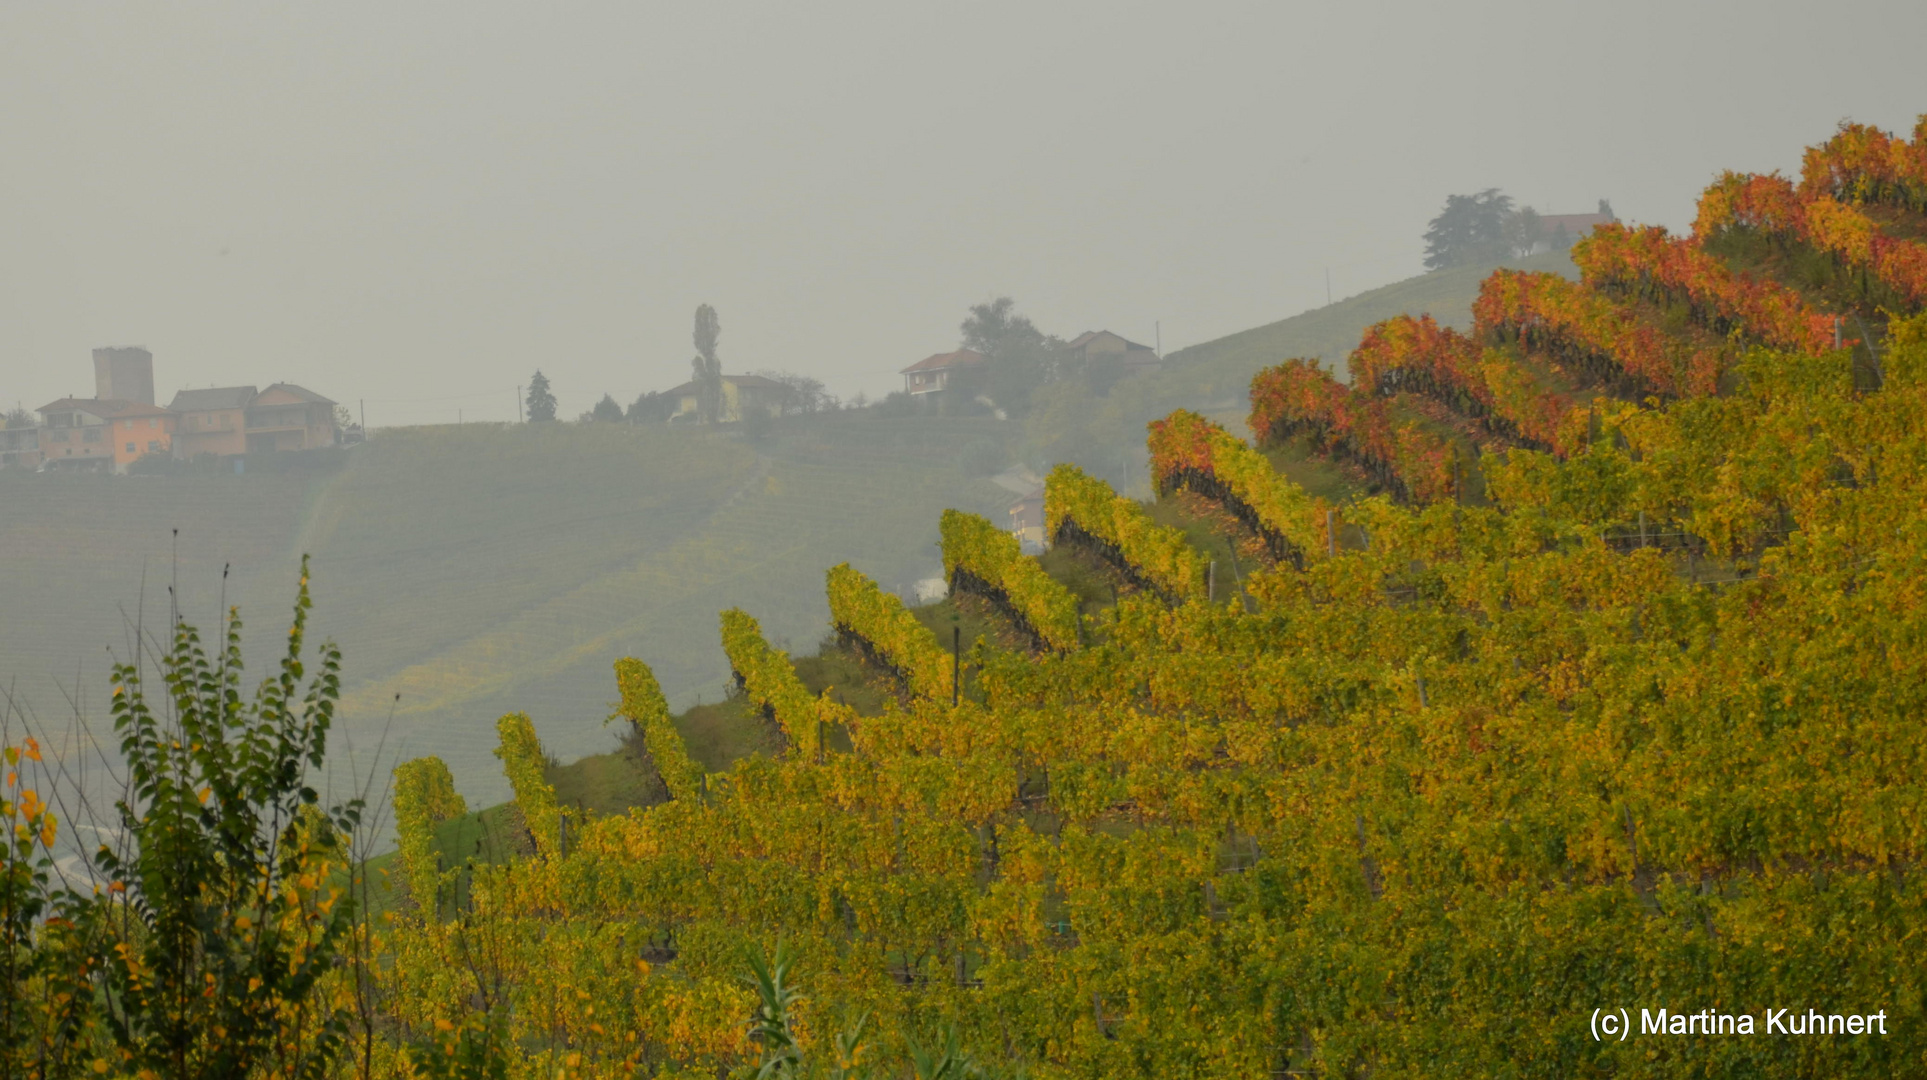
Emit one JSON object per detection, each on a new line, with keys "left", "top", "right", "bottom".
{"left": 940, "top": 509, "right": 1084, "bottom": 651}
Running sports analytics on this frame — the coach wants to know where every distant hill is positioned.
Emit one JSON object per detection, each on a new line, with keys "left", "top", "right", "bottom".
{"left": 0, "top": 417, "right": 1022, "bottom": 805}
{"left": 1146, "top": 248, "right": 1578, "bottom": 413}
{"left": 306, "top": 418, "right": 1030, "bottom": 801}
{"left": 2, "top": 252, "right": 1575, "bottom": 804}
{"left": 1014, "top": 250, "right": 1577, "bottom": 486}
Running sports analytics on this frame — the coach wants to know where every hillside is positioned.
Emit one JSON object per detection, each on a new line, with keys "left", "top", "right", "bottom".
{"left": 0, "top": 418, "right": 1024, "bottom": 805}
{"left": 312, "top": 418, "right": 1038, "bottom": 801}
{"left": 360, "top": 116, "right": 1927, "bottom": 1076}
{"left": 11, "top": 114, "right": 1927, "bottom": 1080}
{"left": 1156, "top": 247, "right": 1579, "bottom": 398}
{"left": 0, "top": 261, "right": 1570, "bottom": 803}
{"left": 1019, "top": 250, "right": 1576, "bottom": 489}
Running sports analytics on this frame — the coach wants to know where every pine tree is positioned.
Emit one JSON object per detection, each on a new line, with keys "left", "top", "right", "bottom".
{"left": 525, "top": 370, "right": 557, "bottom": 422}
{"left": 1423, "top": 189, "right": 1515, "bottom": 270}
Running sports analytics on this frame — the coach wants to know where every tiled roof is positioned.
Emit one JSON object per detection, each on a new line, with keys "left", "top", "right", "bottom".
{"left": 990, "top": 464, "right": 1044, "bottom": 496}
{"left": 36, "top": 397, "right": 136, "bottom": 419}
{"left": 168, "top": 386, "right": 259, "bottom": 412}
{"left": 900, "top": 348, "right": 986, "bottom": 375}
{"left": 663, "top": 374, "right": 784, "bottom": 397}
{"left": 105, "top": 402, "right": 176, "bottom": 419}
{"left": 258, "top": 382, "right": 336, "bottom": 406}
{"left": 1065, "top": 330, "right": 1152, "bottom": 353}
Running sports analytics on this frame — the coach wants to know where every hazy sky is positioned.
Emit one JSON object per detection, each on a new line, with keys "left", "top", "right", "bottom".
{"left": 5, "top": 1, "right": 1924, "bottom": 426}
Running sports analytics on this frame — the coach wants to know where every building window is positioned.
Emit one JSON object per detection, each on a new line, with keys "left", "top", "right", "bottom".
{"left": 126, "top": 443, "right": 136, "bottom": 454}
{"left": 149, "top": 418, "right": 158, "bottom": 428}
{"left": 148, "top": 440, "right": 162, "bottom": 452}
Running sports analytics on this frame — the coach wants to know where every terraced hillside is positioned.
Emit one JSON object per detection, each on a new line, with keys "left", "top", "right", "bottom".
{"left": 369, "top": 116, "right": 1927, "bottom": 1078}
{"left": 5, "top": 256, "right": 1584, "bottom": 803}
{"left": 1024, "top": 248, "right": 1577, "bottom": 493}
{"left": 1155, "top": 248, "right": 1580, "bottom": 402}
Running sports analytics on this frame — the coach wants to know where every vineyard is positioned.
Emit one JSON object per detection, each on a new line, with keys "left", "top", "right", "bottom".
{"left": 9, "top": 116, "right": 1927, "bottom": 1078}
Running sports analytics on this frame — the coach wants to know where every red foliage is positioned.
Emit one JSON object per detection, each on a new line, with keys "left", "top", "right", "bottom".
{"left": 1472, "top": 271, "right": 1727, "bottom": 399}
{"left": 1248, "top": 360, "right": 1462, "bottom": 503}
{"left": 1799, "top": 118, "right": 1927, "bottom": 213}
{"left": 1574, "top": 223, "right": 1835, "bottom": 355}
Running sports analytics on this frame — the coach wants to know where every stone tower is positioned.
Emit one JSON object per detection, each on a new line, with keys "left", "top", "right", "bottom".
{"left": 93, "top": 346, "right": 155, "bottom": 405}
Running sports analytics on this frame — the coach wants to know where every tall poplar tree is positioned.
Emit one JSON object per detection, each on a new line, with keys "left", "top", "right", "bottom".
{"left": 692, "top": 304, "right": 724, "bottom": 423}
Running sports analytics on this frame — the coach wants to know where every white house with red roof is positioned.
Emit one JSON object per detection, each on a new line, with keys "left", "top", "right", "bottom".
{"left": 899, "top": 348, "right": 987, "bottom": 397}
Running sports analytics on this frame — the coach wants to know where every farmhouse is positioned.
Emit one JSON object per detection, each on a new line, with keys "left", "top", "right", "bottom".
{"left": 4, "top": 346, "right": 344, "bottom": 472}
{"left": 168, "top": 383, "right": 339, "bottom": 457}
{"left": 990, "top": 464, "right": 1047, "bottom": 553}
{"left": 169, "top": 386, "right": 257, "bottom": 457}
{"left": 1533, "top": 211, "right": 1617, "bottom": 253}
{"left": 34, "top": 398, "right": 178, "bottom": 472}
{"left": 900, "top": 349, "right": 987, "bottom": 397}
{"left": 663, "top": 374, "right": 787, "bottom": 423}
{"left": 1063, "top": 330, "right": 1159, "bottom": 376}
{"left": 244, "top": 384, "right": 340, "bottom": 453}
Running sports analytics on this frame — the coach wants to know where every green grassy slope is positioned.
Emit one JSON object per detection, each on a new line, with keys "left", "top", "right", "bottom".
{"left": 1014, "top": 252, "right": 1576, "bottom": 491}
{"left": 2, "top": 416, "right": 1025, "bottom": 806}
{"left": 0, "top": 468, "right": 328, "bottom": 729}
{"left": 1154, "top": 249, "right": 1578, "bottom": 397}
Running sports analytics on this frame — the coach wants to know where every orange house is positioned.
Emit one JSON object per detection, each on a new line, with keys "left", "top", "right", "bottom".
{"left": 36, "top": 398, "right": 177, "bottom": 472}
{"left": 168, "top": 384, "right": 338, "bottom": 457}
{"left": 168, "top": 386, "right": 256, "bottom": 458}
{"left": 245, "top": 383, "right": 339, "bottom": 452}
{"left": 109, "top": 403, "right": 178, "bottom": 467}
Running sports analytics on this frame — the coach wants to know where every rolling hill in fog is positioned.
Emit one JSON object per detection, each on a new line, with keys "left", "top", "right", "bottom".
{"left": 1, "top": 252, "right": 1571, "bottom": 802}
{"left": 2, "top": 418, "right": 1020, "bottom": 804}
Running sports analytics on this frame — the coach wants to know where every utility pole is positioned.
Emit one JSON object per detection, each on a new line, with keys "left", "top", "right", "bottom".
{"left": 359, "top": 398, "right": 365, "bottom": 432}
{"left": 517, "top": 385, "right": 524, "bottom": 424}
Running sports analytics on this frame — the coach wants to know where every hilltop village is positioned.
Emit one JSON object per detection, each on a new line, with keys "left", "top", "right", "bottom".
{"left": 1, "top": 347, "right": 344, "bottom": 473}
